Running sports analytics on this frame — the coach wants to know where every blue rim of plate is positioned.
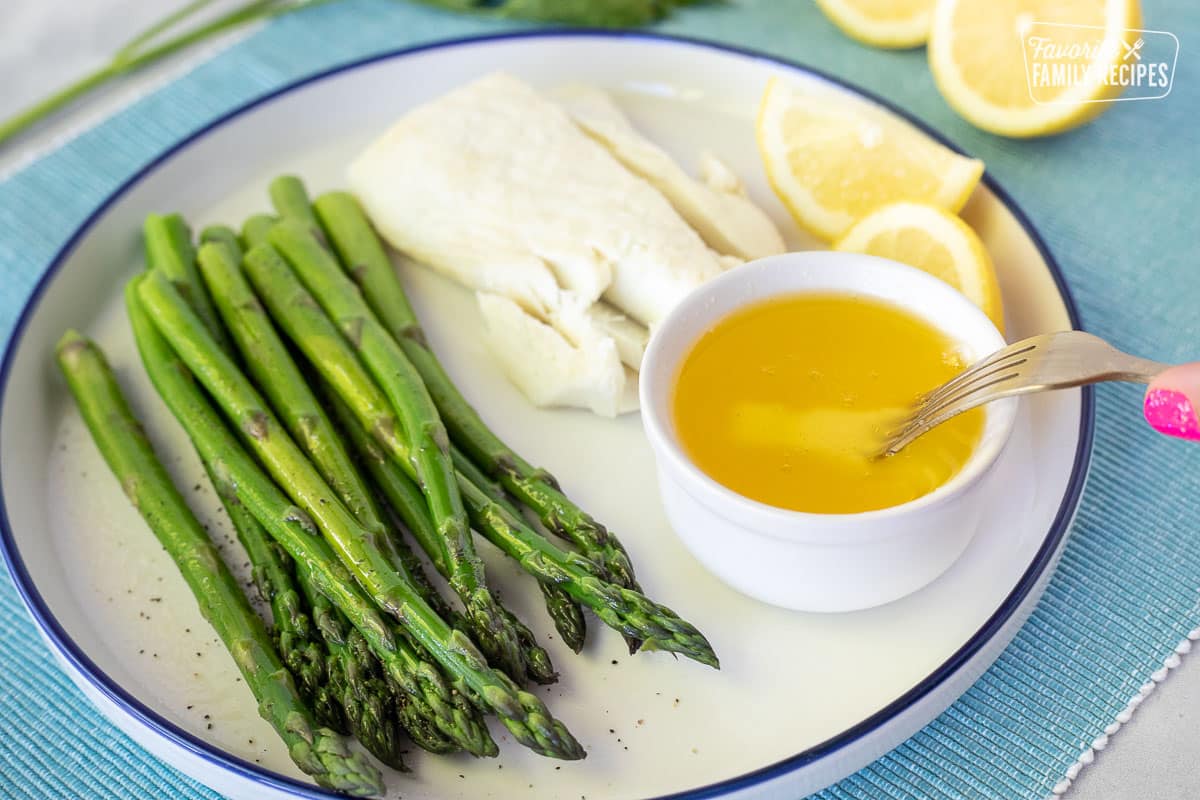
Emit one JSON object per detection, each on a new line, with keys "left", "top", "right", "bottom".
{"left": 0, "top": 29, "right": 1094, "bottom": 800}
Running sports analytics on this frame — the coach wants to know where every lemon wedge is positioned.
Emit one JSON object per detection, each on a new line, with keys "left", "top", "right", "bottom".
{"left": 928, "top": 0, "right": 1142, "bottom": 137}
{"left": 815, "top": 0, "right": 935, "bottom": 49}
{"left": 756, "top": 77, "right": 985, "bottom": 241}
{"left": 834, "top": 201, "right": 1005, "bottom": 332}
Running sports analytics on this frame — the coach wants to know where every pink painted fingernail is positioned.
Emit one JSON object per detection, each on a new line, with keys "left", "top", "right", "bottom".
{"left": 1144, "top": 389, "right": 1200, "bottom": 441}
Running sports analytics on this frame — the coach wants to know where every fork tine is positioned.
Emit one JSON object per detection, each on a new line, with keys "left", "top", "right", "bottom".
{"left": 919, "top": 341, "right": 1038, "bottom": 407}
{"left": 918, "top": 358, "right": 1030, "bottom": 415}
{"left": 909, "top": 370, "right": 1022, "bottom": 429}
{"left": 882, "top": 371, "right": 1023, "bottom": 455}
{"left": 882, "top": 375, "right": 1037, "bottom": 456}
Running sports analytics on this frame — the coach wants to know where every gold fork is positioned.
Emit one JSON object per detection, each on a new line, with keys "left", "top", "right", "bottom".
{"left": 879, "top": 331, "right": 1170, "bottom": 457}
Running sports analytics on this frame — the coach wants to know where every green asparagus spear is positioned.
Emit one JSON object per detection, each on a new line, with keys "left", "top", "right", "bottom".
{"left": 128, "top": 277, "right": 494, "bottom": 758}
{"left": 233, "top": 235, "right": 539, "bottom": 685}
{"left": 239, "top": 235, "right": 715, "bottom": 667}
{"left": 198, "top": 233, "right": 556, "bottom": 707}
{"left": 196, "top": 239, "right": 376, "bottom": 526}
{"left": 143, "top": 213, "right": 233, "bottom": 354}
{"left": 202, "top": 235, "right": 453, "bottom": 600}
{"left": 295, "top": 563, "right": 408, "bottom": 771}
{"left": 501, "top": 591, "right": 560, "bottom": 681}
{"left": 199, "top": 224, "right": 241, "bottom": 253}
{"left": 304, "top": 647, "right": 350, "bottom": 737}
{"left": 312, "top": 192, "right": 641, "bottom": 594}
{"left": 298, "top": 577, "right": 354, "bottom": 742}
{"left": 388, "top": 501, "right": 560, "bottom": 684}
{"left": 235, "top": 497, "right": 330, "bottom": 720}
{"left": 135, "top": 270, "right": 582, "bottom": 760}
{"left": 380, "top": 509, "right": 455, "bottom": 621}
{"left": 326, "top": 387, "right": 565, "bottom": 677}
{"left": 266, "top": 219, "right": 527, "bottom": 682}
{"left": 216, "top": 485, "right": 332, "bottom": 716}
{"left": 246, "top": 513, "right": 336, "bottom": 731}
{"left": 450, "top": 440, "right": 716, "bottom": 665}
{"left": 347, "top": 393, "right": 584, "bottom": 661}
{"left": 56, "top": 329, "right": 382, "bottom": 796}
{"left": 270, "top": 175, "right": 321, "bottom": 229}
{"left": 459, "top": 476, "right": 718, "bottom": 668}
{"left": 378, "top": 630, "right": 486, "bottom": 756}
{"left": 143, "top": 222, "right": 332, "bottom": 716}
{"left": 241, "top": 214, "right": 277, "bottom": 250}
{"left": 356, "top": 629, "right": 463, "bottom": 757}
{"left": 368, "top": 612, "right": 490, "bottom": 756}
{"left": 450, "top": 448, "right": 587, "bottom": 656}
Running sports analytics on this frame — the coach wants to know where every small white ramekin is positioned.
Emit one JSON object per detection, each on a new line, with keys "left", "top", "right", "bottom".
{"left": 639, "top": 251, "right": 1017, "bottom": 612}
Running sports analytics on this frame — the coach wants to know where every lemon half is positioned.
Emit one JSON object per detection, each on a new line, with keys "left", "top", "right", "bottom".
{"left": 928, "top": 0, "right": 1143, "bottom": 138}
{"left": 834, "top": 201, "right": 1005, "bottom": 333}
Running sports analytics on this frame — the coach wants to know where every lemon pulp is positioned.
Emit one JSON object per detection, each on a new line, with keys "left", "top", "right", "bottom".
{"left": 927, "top": 0, "right": 1142, "bottom": 137}
{"left": 672, "top": 293, "right": 984, "bottom": 514}
{"left": 756, "top": 77, "right": 984, "bottom": 241}
{"left": 834, "top": 201, "right": 1005, "bottom": 333}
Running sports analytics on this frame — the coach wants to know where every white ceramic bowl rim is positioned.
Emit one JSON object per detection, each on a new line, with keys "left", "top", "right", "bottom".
{"left": 640, "top": 252, "right": 1018, "bottom": 545}
{"left": 0, "top": 31, "right": 1094, "bottom": 800}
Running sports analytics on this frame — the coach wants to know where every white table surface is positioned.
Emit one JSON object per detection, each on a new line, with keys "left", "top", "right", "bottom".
{"left": 2, "top": 2, "right": 1197, "bottom": 798}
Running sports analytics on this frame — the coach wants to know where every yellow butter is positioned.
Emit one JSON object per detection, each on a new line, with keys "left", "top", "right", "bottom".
{"left": 672, "top": 292, "right": 983, "bottom": 513}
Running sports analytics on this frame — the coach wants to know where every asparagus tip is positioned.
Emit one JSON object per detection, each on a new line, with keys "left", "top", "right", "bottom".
{"left": 306, "top": 726, "right": 385, "bottom": 797}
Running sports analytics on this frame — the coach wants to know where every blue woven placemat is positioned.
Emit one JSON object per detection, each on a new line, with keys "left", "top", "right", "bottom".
{"left": 2, "top": 1, "right": 1198, "bottom": 798}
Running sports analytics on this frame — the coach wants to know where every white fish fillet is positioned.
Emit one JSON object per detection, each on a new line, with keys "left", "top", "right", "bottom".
{"left": 556, "top": 85, "right": 786, "bottom": 261}
{"left": 586, "top": 302, "right": 648, "bottom": 371}
{"left": 477, "top": 292, "right": 629, "bottom": 417}
{"left": 348, "top": 72, "right": 724, "bottom": 327}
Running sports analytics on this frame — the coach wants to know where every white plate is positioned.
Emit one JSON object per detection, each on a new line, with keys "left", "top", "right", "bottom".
{"left": 0, "top": 32, "right": 1092, "bottom": 800}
